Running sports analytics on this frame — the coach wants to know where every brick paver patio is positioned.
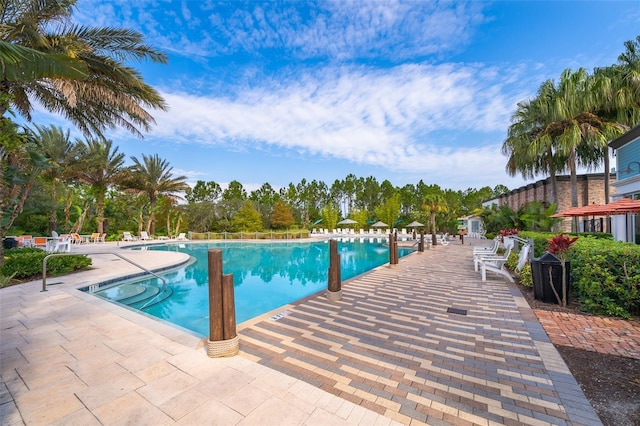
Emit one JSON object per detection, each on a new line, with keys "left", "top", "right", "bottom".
{"left": 0, "top": 238, "right": 611, "bottom": 425}
{"left": 534, "top": 310, "right": 640, "bottom": 360}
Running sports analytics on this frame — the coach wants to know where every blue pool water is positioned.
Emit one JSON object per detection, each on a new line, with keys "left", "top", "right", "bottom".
{"left": 92, "top": 239, "right": 414, "bottom": 336}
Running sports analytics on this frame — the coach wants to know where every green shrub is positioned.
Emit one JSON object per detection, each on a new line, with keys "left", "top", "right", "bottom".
{"left": 505, "top": 250, "right": 533, "bottom": 287}
{"left": 517, "top": 231, "right": 640, "bottom": 317}
{"left": 570, "top": 239, "right": 640, "bottom": 319}
{"left": 505, "top": 250, "right": 519, "bottom": 270}
{"left": 0, "top": 272, "right": 15, "bottom": 288}
{"left": 519, "top": 264, "right": 533, "bottom": 287}
{"left": 1, "top": 248, "right": 92, "bottom": 279}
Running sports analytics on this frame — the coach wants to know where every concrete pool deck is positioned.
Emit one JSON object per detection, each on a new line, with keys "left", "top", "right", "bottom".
{"left": 0, "top": 239, "right": 602, "bottom": 425}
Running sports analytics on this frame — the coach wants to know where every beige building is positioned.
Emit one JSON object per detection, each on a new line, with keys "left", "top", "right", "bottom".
{"left": 483, "top": 173, "right": 616, "bottom": 232}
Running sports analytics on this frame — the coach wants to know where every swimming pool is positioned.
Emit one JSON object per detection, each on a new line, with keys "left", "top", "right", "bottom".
{"left": 90, "top": 239, "right": 415, "bottom": 336}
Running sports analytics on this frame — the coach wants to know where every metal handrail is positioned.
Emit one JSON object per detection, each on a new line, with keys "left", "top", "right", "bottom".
{"left": 42, "top": 252, "right": 167, "bottom": 292}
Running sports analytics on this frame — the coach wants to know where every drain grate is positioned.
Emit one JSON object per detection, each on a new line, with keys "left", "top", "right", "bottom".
{"left": 447, "top": 307, "right": 467, "bottom": 316}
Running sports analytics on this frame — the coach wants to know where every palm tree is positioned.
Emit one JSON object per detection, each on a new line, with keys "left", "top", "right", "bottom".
{"left": 75, "top": 139, "right": 125, "bottom": 234}
{"left": 0, "top": 39, "right": 87, "bottom": 86}
{"left": 421, "top": 193, "right": 448, "bottom": 246}
{"left": 505, "top": 68, "right": 627, "bottom": 231}
{"left": 503, "top": 86, "right": 566, "bottom": 204}
{"left": 126, "top": 154, "right": 188, "bottom": 235}
{"left": 1, "top": 0, "right": 167, "bottom": 138}
{"left": 34, "top": 124, "right": 79, "bottom": 233}
{"left": 592, "top": 36, "right": 640, "bottom": 204}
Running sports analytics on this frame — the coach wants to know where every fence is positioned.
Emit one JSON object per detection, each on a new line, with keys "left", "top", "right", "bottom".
{"left": 188, "top": 230, "right": 310, "bottom": 240}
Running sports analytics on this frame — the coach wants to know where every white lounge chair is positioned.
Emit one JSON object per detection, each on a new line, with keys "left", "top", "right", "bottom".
{"left": 476, "top": 246, "right": 513, "bottom": 282}
{"left": 472, "top": 238, "right": 500, "bottom": 268}
{"left": 47, "top": 233, "right": 71, "bottom": 253}
{"left": 140, "top": 231, "right": 153, "bottom": 241}
{"left": 176, "top": 232, "right": 188, "bottom": 240}
{"left": 122, "top": 231, "right": 137, "bottom": 241}
{"left": 473, "top": 237, "right": 499, "bottom": 255}
{"left": 480, "top": 243, "right": 532, "bottom": 283}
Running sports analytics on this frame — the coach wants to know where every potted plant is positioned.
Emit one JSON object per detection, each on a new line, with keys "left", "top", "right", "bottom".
{"left": 546, "top": 233, "right": 578, "bottom": 307}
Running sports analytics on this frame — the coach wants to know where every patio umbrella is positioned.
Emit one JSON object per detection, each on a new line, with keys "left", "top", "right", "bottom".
{"left": 551, "top": 198, "right": 640, "bottom": 217}
{"left": 337, "top": 218, "right": 358, "bottom": 225}
{"left": 605, "top": 198, "right": 640, "bottom": 214}
{"left": 405, "top": 221, "right": 425, "bottom": 228}
{"left": 550, "top": 204, "right": 606, "bottom": 218}
{"left": 371, "top": 221, "right": 388, "bottom": 228}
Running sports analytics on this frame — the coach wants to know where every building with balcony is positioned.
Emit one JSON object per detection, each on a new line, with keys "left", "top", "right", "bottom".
{"left": 610, "top": 124, "right": 640, "bottom": 243}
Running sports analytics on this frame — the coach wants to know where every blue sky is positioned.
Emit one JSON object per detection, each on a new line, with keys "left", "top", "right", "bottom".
{"left": 35, "top": 1, "right": 640, "bottom": 193}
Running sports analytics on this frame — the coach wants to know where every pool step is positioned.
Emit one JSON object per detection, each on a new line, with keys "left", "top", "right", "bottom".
{"left": 130, "top": 287, "right": 173, "bottom": 310}
{"left": 96, "top": 283, "right": 173, "bottom": 310}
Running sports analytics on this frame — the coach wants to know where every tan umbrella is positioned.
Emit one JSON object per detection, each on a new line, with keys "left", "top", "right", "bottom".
{"left": 405, "top": 221, "right": 425, "bottom": 228}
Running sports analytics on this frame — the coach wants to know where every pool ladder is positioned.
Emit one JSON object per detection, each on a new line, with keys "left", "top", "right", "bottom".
{"left": 41, "top": 252, "right": 167, "bottom": 292}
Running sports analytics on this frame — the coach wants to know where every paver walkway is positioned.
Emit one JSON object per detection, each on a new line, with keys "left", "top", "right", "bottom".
{"left": 238, "top": 241, "right": 602, "bottom": 426}
{"left": 0, "top": 239, "right": 605, "bottom": 425}
{"left": 534, "top": 310, "right": 640, "bottom": 360}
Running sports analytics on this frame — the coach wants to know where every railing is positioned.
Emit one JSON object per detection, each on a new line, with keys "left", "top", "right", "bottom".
{"left": 42, "top": 252, "right": 167, "bottom": 292}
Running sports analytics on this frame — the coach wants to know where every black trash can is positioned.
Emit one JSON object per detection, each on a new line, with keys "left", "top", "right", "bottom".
{"left": 3, "top": 237, "right": 18, "bottom": 250}
{"left": 531, "top": 252, "right": 570, "bottom": 304}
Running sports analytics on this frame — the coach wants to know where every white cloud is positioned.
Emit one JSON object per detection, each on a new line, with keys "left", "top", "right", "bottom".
{"left": 150, "top": 62, "right": 522, "bottom": 164}
{"left": 76, "top": 1, "right": 487, "bottom": 61}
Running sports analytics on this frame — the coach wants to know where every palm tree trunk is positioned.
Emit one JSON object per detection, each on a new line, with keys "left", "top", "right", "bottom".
{"left": 149, "top": 196, "right": 156, "bottom": 234}
{"left": 49, "top": 181, "right": 58, "bottom": 234}
{"left": 63, "top": 189, "right": 73, "bottom": 232}
{"left": 431, "top": 212, "right": 437, "bottom": 246}
{"left": 547, "top": 146, "right": 559, "bottom": 204}
{"left": 96, "top": 191, "right": 105, "bottom": 234}
{"left": 569, "top": 150, "right": 578, "bottom": 232}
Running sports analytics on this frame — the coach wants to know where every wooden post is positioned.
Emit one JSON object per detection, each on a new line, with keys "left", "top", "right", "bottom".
{"left": 207, "top": 249, "right": 239, "bottom": 357}
{"left": 327, "top": 239, "right": 342, "bottom": 301}
{"left": 389, "top": 232, "right": 398, "bottom": 265}
{"left": 393, "top": 233, "right": 398, "bottom": 264}
{"left": 208, "top": 249, "right": 223, "bottom": 342}
{"left": 418, "top": 231, "right": 424, "bottom": 252}
{"left": 222, "top": 273, "right": 237, "bottom": 340}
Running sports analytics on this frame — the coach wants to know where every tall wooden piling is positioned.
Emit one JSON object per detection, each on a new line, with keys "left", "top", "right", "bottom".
{"left": 208, "top": 249, "right": 224, "bottom": 342}
{"left": 327, "top": 239, "right": 342, "bottom": 301}
{"left": 222, "top": 274, "right": 237, "bottom": 340}
{"left": 389, "top": 232, "right": 398, "bottom": 265}
{"left": 207, "top": 249, "right": 239, "bottom": 357}
{"left": 418, "top": 231, "right": 424, "bottom": 252}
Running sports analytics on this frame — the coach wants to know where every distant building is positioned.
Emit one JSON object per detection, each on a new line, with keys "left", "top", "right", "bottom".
{"left": 457, "top": 215, "right": 484, "bottom": 237}
{"left": 483, "top": 173, "right": 616, "bottom": 232}
{"left": 609, "top": 125, "right": 640, "bottom": 243}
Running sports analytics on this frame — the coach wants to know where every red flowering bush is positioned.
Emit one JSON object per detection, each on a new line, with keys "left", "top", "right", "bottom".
{"left": 546, "top": 233, "right": 578, "bottom": 307}
{"left": 547, "top": 233, "right": 579, "bottom": 262}
{"left": 499, "top": 228, "right": 519, "bottom": 236}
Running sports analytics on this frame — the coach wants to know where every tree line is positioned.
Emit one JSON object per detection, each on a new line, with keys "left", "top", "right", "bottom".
{"left": 7, "top": 136, "right": 509, "bottom": 239}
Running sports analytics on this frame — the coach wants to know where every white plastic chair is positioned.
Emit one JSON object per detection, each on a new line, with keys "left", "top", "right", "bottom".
{"left": 476, "top": 246, "right": 513, "bottom": 282}
{"left": 478, "top": 243, "right": 533, "bottom": 283}
{"left": 140, "top": 231, "right": 153, "bottom": 241}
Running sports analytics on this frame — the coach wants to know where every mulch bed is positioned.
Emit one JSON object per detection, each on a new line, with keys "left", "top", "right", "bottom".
{"left": 517, "top": 282, "right": 640, "bottom": 426}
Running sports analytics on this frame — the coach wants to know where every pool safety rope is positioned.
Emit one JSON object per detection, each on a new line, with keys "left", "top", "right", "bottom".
{"left": 207, "top": 335, "right": 240, "bottom": 357}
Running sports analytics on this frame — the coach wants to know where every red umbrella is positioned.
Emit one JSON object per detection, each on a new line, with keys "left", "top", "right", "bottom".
{"left": 551, "top": 198, "right": 640, "bottom": 217}
{"left": 606, "top": 198, "right": 640, "bottom": 214}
